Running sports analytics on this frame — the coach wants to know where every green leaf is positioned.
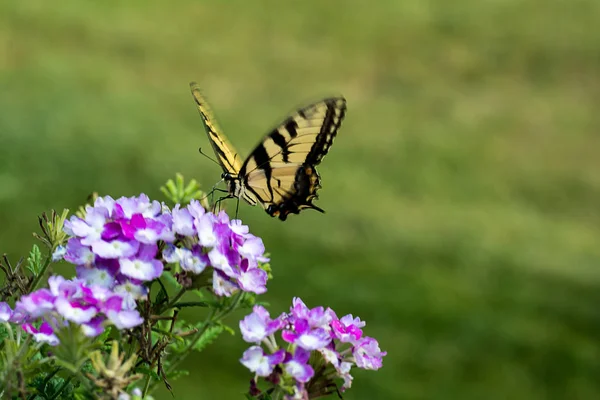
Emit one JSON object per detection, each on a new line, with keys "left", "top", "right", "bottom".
{"left": 135, "top": 366, "right": 160, "bottom": 380}
{"left": 27, "top": 244, "right": 43, "bottom": 275}
{"left": 192, "top": 324, "right": 224, "bottom": 353}
{"left": 160, "top": 173, "right": 206, "bottom": 205}
{"left": 161, "top": 271, "right": 182, "bottom": 289}
{"left": 171, "top": 301, "right": 209, "bottom": 309}
{"left": 166, "top": 368, "right": 189, "bottom": 381}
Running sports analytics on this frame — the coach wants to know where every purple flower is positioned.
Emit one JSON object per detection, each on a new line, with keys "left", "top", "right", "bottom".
{"left": 132, "top": 214, "right": 175, "bottom": 244}
{"left": 54, "top": 297, "right": 97, "bottom": 323}
{"left": 238, "top": 236, "right": 265, "bottom": 260}
{"left": 353, "top": 337, "right": 386, "bottom": 370}
{"left": 331, "top": 314, "right": 364, "bottom": 343}
{"left": 284, "top": 347, "right": 314, "bottom": 383}
{"left": 76, "top": 267, "right": 116, "bottom": 288}
{"left": 240, "top": 305, "right": 285, "bottom": 343}
{"left": 22, "top": 321, "right": 59, "bottom": 346}
{"left": 290, "top": 297, "right": 335, "bottom": 329}
{"left": 62, "top": 195, "right": 182, "bottom": 293}
{"left": 239, "top": 297, "right": 386, "bottom": 398}
{"left": 240, "top": 346, "right": 286, "bottom": 377}
{"left": 163, "top": 245, "right": 207, "bottom": 274}
{"left": 114, "top": 280, "right": 148, "bottom": 301}
{"left": 196, "top": 213, "right": 219, "bottom": 247}
{"left": 338, "top": 361, "right": 354, "bottom": 391}
{"left": 207, "top": 246, "right": 233, "bottom": 274}
{"left": 92, "top": 240, "right": 139, "bottom": 259}
{"left": 119, "top": 258, "right": 163, "bottom": 281}
{"left": 172, "top": 205, "right": 195, "bottom": 236}
{"left": 104, "top": 295, "right": 143, "bottom": 329}
{"left": 237, "top": 267, "right": 267, "bottom": 294}
{"left": 0, "top": 302, "right": 12, "bottom": 322}
{"left": 52, "top": 245, "right": 67, "bottom": 262}
{"left": 157, "top": 197, "right": 269, "bottom": 297}
{"left": 15, "top": 275, "right": 143, "bottom": 344}
{"left": 48, "top": 275, "right": 81, "bottom": 298}
{"left": 212, "top": 271, "right": 238, "bottom": 297}
{"left": 229, "top": 219, "right": 249, "bottom": 236}
{"left": 282, "top": 319, "right": 331, "bottom": 350}
{"left": 187, "top": 200, "right": 206, "bottom": 220}
{"left": 64, "top": 209, "right": 107, "bottom": 246}
{"left": 81, "top": 316, "right": 105, "bottom": 337}
{"left": 16, "top": 289, "right": 55, "bottom": 318}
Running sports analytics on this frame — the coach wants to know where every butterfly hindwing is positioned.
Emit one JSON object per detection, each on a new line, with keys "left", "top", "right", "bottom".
{"left": 240, "top": 97, "right": 347, "bottom": 220}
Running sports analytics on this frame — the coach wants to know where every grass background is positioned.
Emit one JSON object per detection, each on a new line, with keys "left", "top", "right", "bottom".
{"left": 1, "top": 0, "right": 600, "bottom": 399}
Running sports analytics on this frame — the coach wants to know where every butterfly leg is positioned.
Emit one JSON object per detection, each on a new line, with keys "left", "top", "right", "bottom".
{"left": 235, "top": 196, "right": 240, "bottom": 219}
{"left": 202, "top": 184, "right": 228, "bottom": 209}
{"left": 213, "top": 194, "right": 232, "bottom": 214}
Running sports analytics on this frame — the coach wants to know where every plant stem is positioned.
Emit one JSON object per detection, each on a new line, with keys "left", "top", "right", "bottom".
{"left": 147, "top": 291, "right": 244, "bottom": 393}
{"left": 158, "top": 287, "right": 187, "bottom": 314}
{"left": 28, "top": 253, "right": 52, "bottom": 292}
{"left": 142, "top": 374, "right": 152, "bottom": 397}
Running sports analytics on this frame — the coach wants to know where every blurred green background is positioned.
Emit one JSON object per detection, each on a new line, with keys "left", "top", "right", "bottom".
{"left": 1, "top": 0, "right": 600, "bottom": 399}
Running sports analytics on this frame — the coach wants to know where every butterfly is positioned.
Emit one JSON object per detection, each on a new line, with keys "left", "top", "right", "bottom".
{"left": 189, "top": 82, "right": 347, "bottom": 221}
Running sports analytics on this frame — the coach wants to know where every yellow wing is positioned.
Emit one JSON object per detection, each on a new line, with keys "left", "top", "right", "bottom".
{"left": 189, "top": 82, "right": 242, "bottom": 175}
{"left": 239, "top": 97, "right": 347, "bottom": 220}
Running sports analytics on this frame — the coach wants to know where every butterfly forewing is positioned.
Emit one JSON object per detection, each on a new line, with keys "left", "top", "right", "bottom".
{"left": 190, "top": 82, "right": 243, "bottom": 175}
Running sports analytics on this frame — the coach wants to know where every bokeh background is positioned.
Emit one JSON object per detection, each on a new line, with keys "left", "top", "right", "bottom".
{"left": 2, "top": 1, "right": 600, "bottom": 399}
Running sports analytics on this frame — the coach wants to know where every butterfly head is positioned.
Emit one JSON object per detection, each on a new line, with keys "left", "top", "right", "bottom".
{"left": 222, "top": 172, "right": 244, "bottom": 199}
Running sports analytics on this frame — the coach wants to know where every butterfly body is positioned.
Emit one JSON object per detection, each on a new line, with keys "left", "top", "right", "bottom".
{"left": 190, "top": 82, "right": 346, "bottom": 221}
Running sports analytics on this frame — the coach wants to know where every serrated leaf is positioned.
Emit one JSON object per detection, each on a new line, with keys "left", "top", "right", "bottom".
{"left": 222, "top": 324, "right": 235, "bottom": 336}
{"left": 27, "top": 244, "right": 43, "bottom": 275}
{"left": 192, "top": 325, "right": 224, "bottom": 353}
{"left": 135, "top": 366, "right": 160, "bottom": 380}
{"left": 167, "top": 368, "right": 190, "bottom": 381}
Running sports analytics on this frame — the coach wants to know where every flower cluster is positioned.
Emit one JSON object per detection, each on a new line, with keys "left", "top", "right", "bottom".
{"left": 163, "top": 202, "right": 269, "bottom": 296}
{"left": 64, "top": 194, "right": 268, "bottom": 297}
{"left": 5, "top": 193, "right": 269, "bottom": 346}
{"left": 0, "top": 275, "right": 142, "bottom": 345}
{"left": 239, "top": 298, "right": 387, "bottom": 398}
{"left": 63, "top": 194, "right": 172, "bottom": 298}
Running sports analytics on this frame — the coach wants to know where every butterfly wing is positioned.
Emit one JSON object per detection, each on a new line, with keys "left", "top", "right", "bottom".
{"left": 190, "top": 82, "right": 243, "bottom": 175}
{"left": 239, "top": 97, "right": 347, "bottom": 220}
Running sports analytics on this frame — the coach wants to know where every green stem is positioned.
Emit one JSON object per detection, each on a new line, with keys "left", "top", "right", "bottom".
{"left": 142, "top": 374, "right": 152, "bottom": 397}
{"left": 28, "top": 253, "right": 52, "bottom": 292}
{"left": 158, "top": 287, "right": 187, "bottom": 315}
{"left": 147, "top": 291, "right": 244, "bottom": 393}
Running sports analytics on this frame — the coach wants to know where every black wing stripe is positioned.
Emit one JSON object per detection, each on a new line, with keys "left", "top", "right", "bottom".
{"left": 306, "top": 100, "right": 346, "bottom": 165}
{"left": 284, "top": 119, "right": 299, "bottom": 138}
{"left": 239, "top": 97, "right": 346, "bottom": 211}
{"left": 270, "top": 131, "right": 291, "bottom": 163}
{"left": 247, "top": 144, "right": 275, "bottom": 201}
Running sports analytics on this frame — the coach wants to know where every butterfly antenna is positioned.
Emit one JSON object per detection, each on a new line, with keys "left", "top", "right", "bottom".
{"left": 198, "top": 147, "right": 222, "bottom": 167}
